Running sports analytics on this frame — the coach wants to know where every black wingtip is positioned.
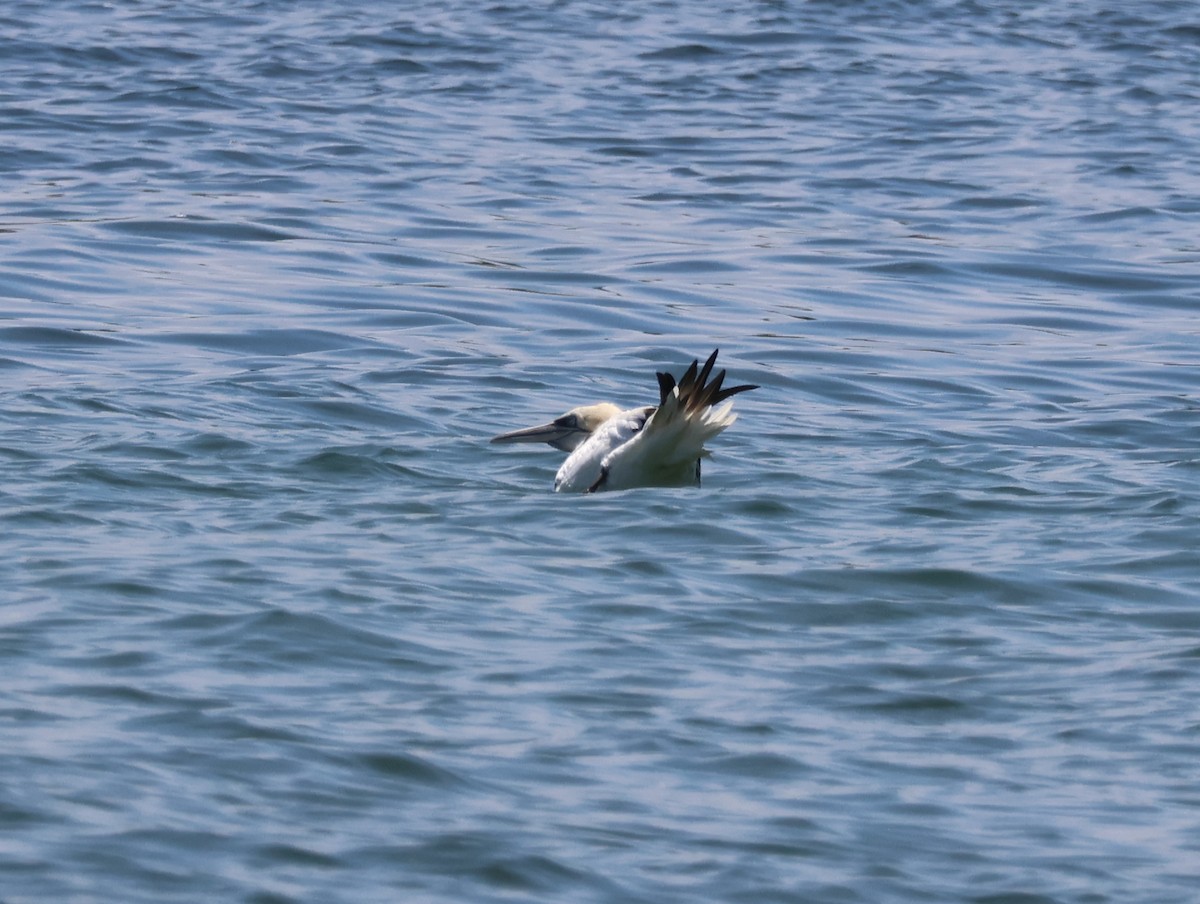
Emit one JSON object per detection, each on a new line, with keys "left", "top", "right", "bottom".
{"left": 663, "top": 349, "right": 757, "bottom": 413}
{"left": 714, "top": 382, "right": 758, "bottom": 404}
{"left": 678, "top": 356, "right": 700, "bottom": 392}
{"left": 696, "top": 349, "right": 718, "bottom": 389}
{"left": 655, "top": 371, "right": 676, "bottom": 407}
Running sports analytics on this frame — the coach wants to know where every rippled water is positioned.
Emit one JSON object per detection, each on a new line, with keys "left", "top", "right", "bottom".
{"left": 4, "top": 1, "right": 1200, "bottom": 902}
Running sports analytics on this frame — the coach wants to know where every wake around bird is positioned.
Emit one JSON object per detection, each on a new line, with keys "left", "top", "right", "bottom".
{"left": 491, "top": 349, "right": 758, "bottom": 493}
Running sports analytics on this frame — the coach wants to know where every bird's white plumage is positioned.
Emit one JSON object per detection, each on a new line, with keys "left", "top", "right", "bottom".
{"left": 553, "top": 406, "right": 653, "bottom": 492}
{"left": 491, "top": 349, "right": 757, "bottom": 493}
{"left": 596, "top": 394, "right": 739, "bottom": 493}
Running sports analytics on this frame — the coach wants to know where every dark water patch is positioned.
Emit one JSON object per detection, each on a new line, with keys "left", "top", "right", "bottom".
{"left": 974, "top": 260, "right": 1184, "bottom": 292}
{"left": 465, "top": 263, "right": 619, "bottom": 286}
{"left": 1075, "top": 206, "right": 1161, "bottom": 223}
{"left": 856, "top": 258, "right": 960, "bottom": 278}
{"left": 639, "top": 43, "right": 722, "bottom": 61}
{"left": 252, "top": 842, "right": 342, "bottom": 869}
{"left": 292, "top": 448, "right": 419, "bottom": 481}
{"left": 122, "top": 709, "right": 309, "bottom": 744}
{"left": 53, "top": 682, "right": 214, "bottom": 709}
{"left": 368, "top": 250, "right": 442, "bottom": 269}
{"left": 986, "top": 313, "right": 1124, "bottom": 333}
{"left": 628, "top": 258, "right": 746, "bottom": 274}
{"left": 64, "top": 649, "right": 156, "bottom": 670}
{"left": 179, "top": 432, "right": 258, "bottom": 456}
{"left": 52, "top": 462, "right": 255, "bottom": 498}
{"left": 857, "top": 692, "right": 979, "bottom": 722}
{"left": 0, "top": 355, "right": 38, "bottom": 371}
{"left": 366, "top": 832, "right": 605, "bottom": 897}
{"left": 356, "top": 751, "right": 467, "bottom": 789}
{"left": 529, "top": 244, "right": 601, "bottom": 260}
{"left": 698, "top": 751, "right": 808, "bottom": 779}
{"left": 0, "top": 798, "right": 54, "bottom": 828}
{"left": 2, "top": 508, "right": 107, "bottom": 529}
{"left": 477, "top": 854, "right": 597, "bottom": 895}
{"left": 107, "top": 83, "right": 244, "bottom": 112}
{"left": 761, "top": 594, "right": 945, "bottom": 629}
{"left": 84, "top": 155, "right": 177, "bottom": 175}
{"left": 102, "top": 217, "right": 297, "bottom": 243}
{"left": 86, "top": 579, "right": 161, "bottom": 598}
{"left": 0, "top": 326, "right": 128, "bottom": 348}
{"left": 1121, "top": 291, "right": 1200, "bottom": 312}
{"left": 185, "top": 608, "right": 451, "bottom": 672}
{"left": 154, "top": 329, "right": 365, "bottom": 357}
{"left": 297, "top": 395, "right": 420, "bottom": 431}
{"left": 92, "top": 441, "right": 189, "bottom": 462}
{"left": 372, "top": 56, "right": 428, "bottom": 75}
{"left": 638, "top": 189, "right": 779, "bottom": 206}
{"left": 952, "top": 195, "right": 1045, "bottom": 210}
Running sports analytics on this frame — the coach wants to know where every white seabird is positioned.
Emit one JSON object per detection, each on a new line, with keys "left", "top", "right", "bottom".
{"left": 491, "top": 349, "right": 757, "bottom": 493}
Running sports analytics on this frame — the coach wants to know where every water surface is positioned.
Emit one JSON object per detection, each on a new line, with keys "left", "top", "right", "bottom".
{"left": 3, "top": 2, "right": 1200, "bottom": 902}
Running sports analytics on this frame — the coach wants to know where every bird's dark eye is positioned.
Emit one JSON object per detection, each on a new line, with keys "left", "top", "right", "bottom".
{"left": 554, "top": 414, "right": 579, "bottom": 430}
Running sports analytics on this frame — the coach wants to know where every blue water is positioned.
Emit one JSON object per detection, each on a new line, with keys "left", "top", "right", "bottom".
{"left": 4, "top": 1, "right": 1200, "bottom": 902}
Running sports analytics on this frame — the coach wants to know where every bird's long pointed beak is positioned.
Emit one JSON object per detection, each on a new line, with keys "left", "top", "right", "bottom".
{"left": 490, "top": 421, "right": 573, "bottom": 445}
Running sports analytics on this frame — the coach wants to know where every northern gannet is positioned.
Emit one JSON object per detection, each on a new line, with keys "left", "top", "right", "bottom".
{"left": 491, "top": 349, "right": 757, "bottom": 493}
